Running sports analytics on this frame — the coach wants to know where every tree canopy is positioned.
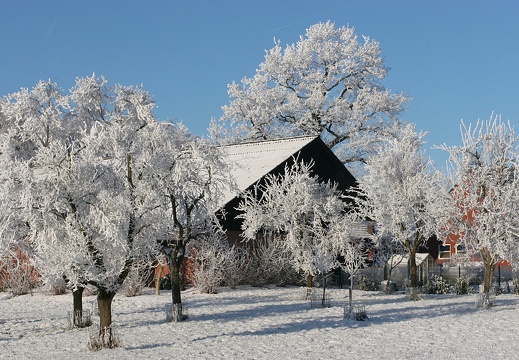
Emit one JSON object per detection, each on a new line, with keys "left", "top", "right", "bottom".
{"left": 211, "top": 21, "right": 409, "bottom": 170}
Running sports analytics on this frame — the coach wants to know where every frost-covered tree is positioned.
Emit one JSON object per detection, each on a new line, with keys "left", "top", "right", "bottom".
{"left": 353, "top": 124, "right": 449, "bottom": 300}
{"left": 329, "top": 217, "right": 368, "bottom": 311}
{"left": 73, "top": 96, "right": 163, "bottom": 334}
{"left": 151, "top": 128, "right": 230, "bottom": 320}
{"left": 0, "top": 75, "right": 168, "bottom": 339}
{"left": 439, "top": 115, "right": 519, "bottom": 306}
{"left": 211, "top": 21, "right": 409, "bottom": 169}
{"left": 238, "top": 160, "right": 361, "bottom": 303}
{"left": 0, "top": 79, "right": 73, "bottom": 297}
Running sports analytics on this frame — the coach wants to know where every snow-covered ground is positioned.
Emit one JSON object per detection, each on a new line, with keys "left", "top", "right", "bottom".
{"left": 0, "top": 286, "right": 517, "bottom": 359}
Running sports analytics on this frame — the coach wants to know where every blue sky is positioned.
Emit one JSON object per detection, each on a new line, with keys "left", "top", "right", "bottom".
{"left": 1, "top": 0, "right": 518, "bottom": 168}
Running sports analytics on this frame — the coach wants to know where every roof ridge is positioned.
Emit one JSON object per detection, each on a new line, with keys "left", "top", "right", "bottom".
{"left": 220, "top": 135, "right": 318, "bottom": 149}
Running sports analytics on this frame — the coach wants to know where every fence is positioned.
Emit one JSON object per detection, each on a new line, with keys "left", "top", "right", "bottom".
{"left": 358, "top": 263, "right": 516, "bottom": 291}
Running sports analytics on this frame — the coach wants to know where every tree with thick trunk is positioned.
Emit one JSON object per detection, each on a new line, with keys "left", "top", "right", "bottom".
{"left": 1, "top": 75, "right": 166, "bottom": 347}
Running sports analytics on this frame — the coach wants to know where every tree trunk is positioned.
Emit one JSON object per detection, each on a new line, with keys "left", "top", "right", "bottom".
{"left": 97, "top": 288, "right": 116, "bottom": 334}
{"left": 305, "top": 273, "right": 313, "bottom": 300}
{"left": 169, "top": 258, "right": 182, "bottom": 306}
{"left": 155, "top": 264, "right": 164, "bottom": 296}
{"left": 482, "top": 258, "right": 495, "bottom": 307}
{"left": 72, "top": 286, "right": 85, "bottom": 327}
{"left": 408, "top": 250, "right": 419, "bottom": 300}
{"left": 321, "top": 272, "right": 327, "bottom": 306}
{"left": 167, "top": 254, "right": 186, "bottom": 322}
{"left": 385, "top": 266, "right": 393, "bottom": 293}
{"left": 348, "top": 274, "right": 353, "bottom": 312}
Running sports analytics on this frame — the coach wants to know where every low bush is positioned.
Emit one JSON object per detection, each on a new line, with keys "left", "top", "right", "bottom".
{"left": 512, "top": 279, "right": 519, "bottom": 295}
{"left": 243, "top": 236, "right": 300, "bottom": 287}
{"left": 358, "top": 275, "right": 378, "bottom": 291}
{"left": 422, "top": 275, "right": 450, "bottom": 295}
{"left": 455, "top": 276, "right": 474, "bottom": 295}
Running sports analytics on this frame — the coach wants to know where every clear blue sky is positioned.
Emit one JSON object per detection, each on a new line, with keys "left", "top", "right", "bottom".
{"left": 1, "top": 0, "right": 518, "bottom": 168}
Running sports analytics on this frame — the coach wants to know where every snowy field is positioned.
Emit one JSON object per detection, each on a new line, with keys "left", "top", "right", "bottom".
{"left": 1, "top": 285, "right": 518, "bottom": 359}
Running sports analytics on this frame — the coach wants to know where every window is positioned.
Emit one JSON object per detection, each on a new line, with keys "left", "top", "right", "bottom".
{"left": 455, "top": 244, "right": 466, "bottom": 254}
{"left": 439, "top": 244, "right": 451, "bottom": 259}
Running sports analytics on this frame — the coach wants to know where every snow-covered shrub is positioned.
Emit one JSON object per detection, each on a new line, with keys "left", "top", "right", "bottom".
{"left": 244, "top": 236, "right": 300, "bottom": 287}
{"left": 455, "top": 276, "right": 474, "bottom": 295}
{"left": 358, "top": 275, "right": 378, "bottom": 291}
{"left": 423, "top": 275, "right": 450, "bottom": 295}
{"left": 123, "top": 266, "right": 148, "bottom": 297}
{"left": 222, "top": 245, "right": 248, "bottom": 289}
{"left": 380, "top": 280, "right": 398, "bottom": 293}
{"left": 0, "top": 255, "right": 39, "bottom": 296}
{"left": 191, "top": 235, "right": 241, "bottom": 294}
{"left": 42, "top": 276, "right": 68, "bottom": 295}
{"left": 512, "top": 279, "right": 519, "bottom": 295}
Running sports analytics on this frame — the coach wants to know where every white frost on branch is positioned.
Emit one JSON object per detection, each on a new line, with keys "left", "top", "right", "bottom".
{"left": 237, "top": 159, "right": 364, "bottom": 279}
{"left": 352, "top": 123, "right": 450, "bottom": 298}
{"left": 438, "top": 115, "right": 519, "bottom": 301}
{"left": 211, "top": 21, "right": 409, "bottom": 168}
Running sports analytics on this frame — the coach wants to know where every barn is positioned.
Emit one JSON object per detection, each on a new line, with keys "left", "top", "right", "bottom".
{"left": 217, "top": 135, "right": 358, "bottom": 243}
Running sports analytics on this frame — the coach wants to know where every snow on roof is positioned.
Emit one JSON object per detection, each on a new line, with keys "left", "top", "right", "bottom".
{"left": 388, "top": 253, "right": 431, "bottom": 267}
{"left": 219, "top": 136, "right": 317, "bottom": 207}
{"left": 348, "top": 221, "right": 375, "bottom": 239}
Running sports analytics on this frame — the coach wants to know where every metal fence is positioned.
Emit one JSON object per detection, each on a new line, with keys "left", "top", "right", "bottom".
{"left": 357, "top": 263, "right": 517, "bottom": 292}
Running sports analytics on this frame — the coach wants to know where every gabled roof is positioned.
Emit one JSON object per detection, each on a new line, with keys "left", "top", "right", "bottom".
{"left": 388, "top": 253, "right": 432, "bottom": 267}
{"left": 219, "top": 136, "right": 317, "bottom": 207}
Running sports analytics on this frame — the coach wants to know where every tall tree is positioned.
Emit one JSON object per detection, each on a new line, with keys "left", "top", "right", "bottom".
{"left": 211, "top": 21, "right": 409, "bottom": 170}
{"left": 74, "top": 88, "right": 162, "bottom": 337}
{"left": 352, "top": 124, "right": 449, "bottom": 300}
{"left": 439, "top": 115, "right": 519, "bottom": 306}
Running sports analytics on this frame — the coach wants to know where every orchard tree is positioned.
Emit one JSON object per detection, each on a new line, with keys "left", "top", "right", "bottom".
{"left": 0, "top": 76, "right": 166, "bottom": 342}
{"left": 237, "top": 160, "right": 363, "bottom": 304}
{"left": 439, "top": 115, "right": 519, "bottom": 306}
{"left": 211, "top": 21, "right": 409, "bottom": 170}
{"left": 353, "top": 123, "right": 449, "bottom": 300}
{"left": 329, "top": 216, "right": 368, "bottom": 312}
{"left": 152, "top": 130, "right": 230, "bottom": 321}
